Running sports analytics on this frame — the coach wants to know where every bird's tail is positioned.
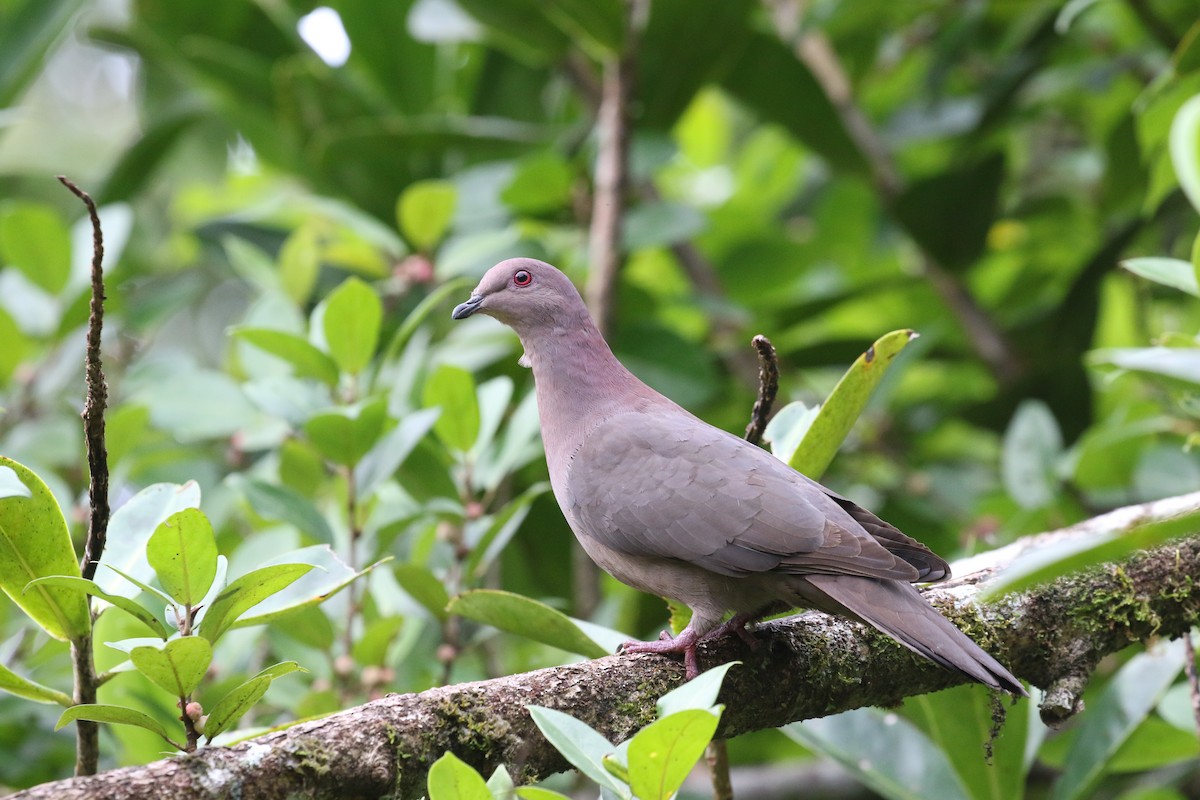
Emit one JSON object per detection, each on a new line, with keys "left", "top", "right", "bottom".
{"left": 796, "top": 574, "right": 1027, "bottom": 696}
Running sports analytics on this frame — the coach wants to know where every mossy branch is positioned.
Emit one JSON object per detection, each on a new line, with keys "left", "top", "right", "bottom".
{"left": 11, "top": 492, "right": 1200, "bottom": 800}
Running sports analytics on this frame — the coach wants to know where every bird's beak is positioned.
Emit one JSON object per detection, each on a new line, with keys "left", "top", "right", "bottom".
{"left": 452, "top": 295, "right": 483, "bottom": 320}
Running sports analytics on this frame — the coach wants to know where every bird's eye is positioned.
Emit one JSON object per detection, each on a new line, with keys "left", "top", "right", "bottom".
{"left": 513, "top": 269, "right": 532, "bottom": 287}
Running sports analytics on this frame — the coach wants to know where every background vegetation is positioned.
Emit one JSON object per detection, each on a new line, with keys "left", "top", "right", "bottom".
{"left": 0, "top": 0, "right": 1198, "bottom": 797}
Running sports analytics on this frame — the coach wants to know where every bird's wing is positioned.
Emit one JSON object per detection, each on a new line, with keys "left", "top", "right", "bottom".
{"left": 565, "top": 411, "right": 920, "bottom": 582}
{"left": 805, "top": 479, "right": 951, "bottom": 582}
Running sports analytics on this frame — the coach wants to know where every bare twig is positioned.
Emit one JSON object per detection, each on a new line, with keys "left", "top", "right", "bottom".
{"left": 13, "top": 492, "right": 1200, "bottom": 799}
{"left": 58, "top": 176, "right": 110, "bottom": 583}
{"left": 58, "top": 175, "right": 109, "bottom": 778}
{"left": 705, "top": 738, "right": 735, "bottom": 800}
{"left": 744, "top": 335, "right": 779, "bottom": 445}
{"left": 585, "top": 0, "right": 643, "bottom": 337}
{"left": 577, "top": 1, "right": 645, "bottom": 619}
{"left": 705, "top": 335, "right": 782, "bottom": 797}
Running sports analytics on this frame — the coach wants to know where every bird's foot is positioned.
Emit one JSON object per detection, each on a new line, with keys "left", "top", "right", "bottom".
{"left": 701, "top": 613, "right": 761, "bottom": 651}
{"left": 620, "top": 628, "right": 702, "bottom": 679}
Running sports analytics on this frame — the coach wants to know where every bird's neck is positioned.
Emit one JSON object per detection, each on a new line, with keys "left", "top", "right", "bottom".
{"left": 518, "top": 317, "right": 661, "bottom": 473}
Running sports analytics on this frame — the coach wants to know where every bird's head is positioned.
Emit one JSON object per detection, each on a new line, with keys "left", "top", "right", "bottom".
{"left": 451, "top": 258, "right": 587, "bottom": 334}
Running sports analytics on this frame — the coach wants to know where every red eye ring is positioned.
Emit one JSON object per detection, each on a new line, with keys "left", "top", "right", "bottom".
{"left": 513, "top": 269, "right": 532, "bottom": 287}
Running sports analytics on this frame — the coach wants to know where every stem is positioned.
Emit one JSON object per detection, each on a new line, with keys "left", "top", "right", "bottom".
{"left": 743, "top": 336, "right": 779, "bottom": 446}
{"left": 57, "top": 176, "right": 111, "bottom": 583}
{"left": 58, "top": 176, "right": 109, "bottom": 777}
{"left": 341, "top": 464, "right": 362, "bottom": 690}
{"left": 70, "top": 633, "right": 99, "bottom": 776}
{"left": 704, "top": 738, "right": 735, "bottom": 800}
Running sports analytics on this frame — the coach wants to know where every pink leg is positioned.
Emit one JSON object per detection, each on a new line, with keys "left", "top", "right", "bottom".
{"left": 701, "top": 612, "right": 760, "bottom": 650}
{"left": 620, "top": 627, "right": 704, "bottom": 679}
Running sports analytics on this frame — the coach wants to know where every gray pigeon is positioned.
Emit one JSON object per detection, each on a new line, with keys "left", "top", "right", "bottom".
{"left": 453, "top": 258, "right": 1024, "bottom": 695}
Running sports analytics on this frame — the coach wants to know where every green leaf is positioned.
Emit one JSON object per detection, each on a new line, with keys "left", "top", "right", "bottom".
{"left": 447, "top": 590, "right": 609, "bottom": 659}
{"left": 278, "top": 224, "right": 321, "bottom": 304}
{"left": 486, "top": 764, "right": 515, "bottom": 798}
{"left": 97, "top": 109, "right": 202, "bottom": 204}
{"left": 656, "top": 661, "right": 738, "bottom": 717}
{"left": 304, "top": 397, "right": 389, "bottom": 466}
{"left": 542, "top": 0, "right": 623, "bottom": 53}
{"left": 1090, "top": 347, "right": 1200, "bottom": 386}
{"left": 622, "top": 201, "right": 707, "bottom": 251}
{"left": 232, "top": 477, "right": 335, "bottom": 543}
{"left": 56, "top": 703, "right": 178, "bottom": 747}
{"left": 0, "top": 309, "right": 29, "bottom": 386}
{"left": 1052, "top": 642, "right": 1187, "bottom": 800}
{"left": 464, "top": 482, "right": 549, "bottom": 579}
{"left": 0, "top": 0, "right": 87, "bottom": 108}
{"left": 0, "top": 659, "right": 73, "bottom": 706}
{"left": 0, "top": 456, "right": 90, "bottom": 641}
{"left": 1121, "top": 257, "right": 1200, "bottom": 296}
{"left": 95, "top": 482, "right": 202, "bottom": 599}
{"left": 789, "top": 330, "right": 919, "bottom": 479}
{"left": 354, "top": 407, "right": 441, "bottom": 498}
{"left": 785, "top": 708, "right": 971, "bottom": 800}
{"left": 0, "top": 202, "right": 70, "bottom": 295}
{"left": 130, "top": 636, "right": 212, "bottom": 696}
{"left": 397, "top": 180, "right": 457, "bottom": 252}
{"left": 500, "top": 153, "right": 573, "bottom": 215}
{"left": 352, "top": 616, "right": 407, "bottom": 667}
{"left": 1169, "top": 93, "right": 1200, "bottom": 215}
{"left": 322, "top": 277, "right": 382, "bottom": 375}
{"left": 234, "top": 328, "right": 340, "bottom": 386}
{"left": 628, "top": 709, "right": 721, "bottom": 800}
{"left": 423, "top": 364, "right": 481, "bottom": 452}
{"left": 716, "top": 27, "right": 866, "bottom": 174}
{"left": 427, "top": 751, "right": 492, "bottom": 800}
{"left": 527, "top": 706, "right": 628, "bottom": 798}
{"left": 394, "top": 563, "right": 450, "bottom": 622}
{"left": 198, "top": 563, "right": 314, "bottom": 643}
{"left": 763, "top": 401, "right": 819, "bottom": 467}
{"left": 515, "top": 788, "right": 572, "bottom": 800}
{"left": 231, "top": 545, "right": 380, "bottom": 630}
{"left": 147, "top": 508, "right": 219, "bottom": 606}
{"left": 1001, "top": 399, "right": 1064, "bottom": 510}
{"left": 984, "top": 506, "right": 1200, "bottom": 597}
{"left": 0, "top": 465, "right": 30, "bottom": 499}
{"left": 204, "top": 661, "right": 306, "bottom": 740}
{"left": 205, "top": 675, "right": 270, "bottom": 740}
{"left": 894, "top": 153, "right": 1007, "bottom": 271}
{"left": 24, "top": 576, "right": 169, "bottom": 638}
{"left": 903, "top": 684, "right": 1030, "bottom": 800}
{"left": 376, "top": 277, "right": 472, "bottom": 368}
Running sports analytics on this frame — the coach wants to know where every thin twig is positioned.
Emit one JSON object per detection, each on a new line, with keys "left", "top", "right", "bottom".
{"left": 744, "top": 335, "right": 779, "bottom": 446}
{"left": 584, "top": 1, "right": 641, "bottom": 337}
{"left": 704, "top": 738, "right": 735, "bottom": 800}
{"left": 577, "top": 1, "right": 644, "bottom": 619}
{"left": 704, "top": 337, "right": 781, "bottom": 798}
{"left": 57, "top": 176, "right": 110, "bottom": 582}
{"left": 58, "top": 176, "right": 108, "bottom": 778}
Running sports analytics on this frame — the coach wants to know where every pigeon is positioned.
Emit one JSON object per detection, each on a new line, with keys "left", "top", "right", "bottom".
{"left": 452, "top": 257, "right": 1024, "bottom": 694}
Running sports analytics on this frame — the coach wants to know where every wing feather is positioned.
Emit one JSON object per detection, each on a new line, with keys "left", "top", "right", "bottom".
{"left": 565, "top": 412, "right": 920, "bottom": 582}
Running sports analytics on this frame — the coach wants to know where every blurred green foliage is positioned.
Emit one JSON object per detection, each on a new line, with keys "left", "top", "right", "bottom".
{"left": 0, "top": 0, "right": 1198, "bottom": 796}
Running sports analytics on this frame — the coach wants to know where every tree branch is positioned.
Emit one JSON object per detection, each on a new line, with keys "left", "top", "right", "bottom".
{"left": 14, "top": 492, "right": 1200, "bottom": 800}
